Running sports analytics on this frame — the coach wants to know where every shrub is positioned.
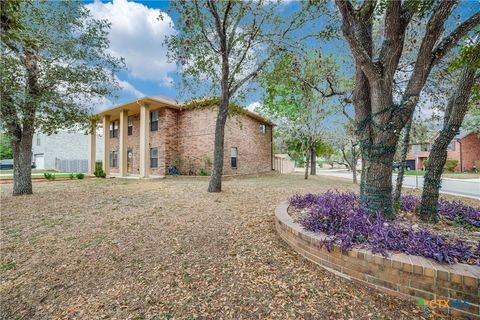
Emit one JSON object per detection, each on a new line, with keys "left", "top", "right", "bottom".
{"left": 290, "top": 192, "right": 479, "bottom": 264}
{"left": 76, "top": 173, "right": 85, "bottom": 179}
{"left": 69, "top": 173, "right": 75, "bottom": 179}
{"left": 94, "top": 163, "right": 106, "bottom": 178}
{"left": 445, "top": 159, "right": 458, "bottom": 172}
{"left": 44, "top": 172, "right": 55, "bottom": 180}
{"left": 197, "top": 167, "right": 208, "bottom": 176}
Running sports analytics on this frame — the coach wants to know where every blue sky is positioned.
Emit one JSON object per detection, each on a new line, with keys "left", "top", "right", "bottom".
{"left": 84, "top": 0, "right": 479, "bottom": 115}
{"left": 84, "top": 0, "right": 347, "bottom": 112}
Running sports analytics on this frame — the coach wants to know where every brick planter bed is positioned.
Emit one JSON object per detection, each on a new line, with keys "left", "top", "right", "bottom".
{"left": 275, "top": 201, "right": 480, "bottom": 318}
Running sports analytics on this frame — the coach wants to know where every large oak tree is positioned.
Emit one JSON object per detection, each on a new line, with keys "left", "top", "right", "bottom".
{"left": 335, "top": 0, "right": 480, "bottom": 218}
{"left": 166, "top": 0, "right": 330, "bottom": 192}
{"left": 1, "top": 0, "right": 123, "bottom": 195}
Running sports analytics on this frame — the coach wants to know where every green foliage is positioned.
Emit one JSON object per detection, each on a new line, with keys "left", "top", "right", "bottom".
{"left": 69, "top": 173, "right": 75, "bottom": 179}
{"left": 445, "top": 160, "right": 458, "bottom": 172}
{"left": 76, "top": 173, "right": 85, "bottom": 179}
{"left": 0, "top": 132, "right": 13, "bottom": 160}
{"left": 44, "top": 172, "right": 55, "bottom": 180}
{"left": 197, "top": 168, "right": 208, "bottom": 176}
{"left": 0, "top": 0, "right": 124, "bottom": 135}
{"left": 94, "top": 162, "right": 106, "bottom": 178}
{"left": 424, "top": 159, "right": 459, "bottom": 172}
{"left": 183, "top": 97, "right": 247, "bottom": 117}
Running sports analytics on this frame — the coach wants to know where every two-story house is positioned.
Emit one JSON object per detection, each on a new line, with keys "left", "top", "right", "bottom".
{"left": 405, "top": 131, "right": 480, "bottom": 171}
{"left": 87, "top": 96, "right": 273, "bottom": 177}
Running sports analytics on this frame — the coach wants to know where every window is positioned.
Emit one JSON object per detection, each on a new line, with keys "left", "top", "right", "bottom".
{"left": 259, "top": 124, "right": 266, "bottom": 134}
{"left": 36, "top": 135, "right": 41, "bottom": 146}
{"left": 420, "top": 143, "right": 428, "bottom": 152}
{"left": 231, "top": 147, "right": 238, "bottom": 168}
{"left": 109, "top": 151, "right": 118, "bottom": 168}
{"left": 447, "top": 141, "right": 456, "bottom": 151}
{"left": 150, "top": 111, "right": 159, "bottom": 131}
{"left": 109, "top": 120, "right": 119, "bottom": 138}
{"left": 127, "top": 116, "right": 133, "bottom": 136}
{"left": 150, "top": 147, "right": 158, "bottom": 168}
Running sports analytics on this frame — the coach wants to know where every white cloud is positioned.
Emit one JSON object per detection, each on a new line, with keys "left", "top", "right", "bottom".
{"left": 86, "top": 0, "right": 176, "bottom": 87}
{"left": 115, "top": 76, "right": 144, "bottom": 98}
{"left": 247, "top": 101, "right": 262, "bottom": 113}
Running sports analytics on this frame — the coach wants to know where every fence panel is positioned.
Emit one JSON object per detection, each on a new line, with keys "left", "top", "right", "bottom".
{"left": 55, "top": 158, "right": 88, "bottom": 173}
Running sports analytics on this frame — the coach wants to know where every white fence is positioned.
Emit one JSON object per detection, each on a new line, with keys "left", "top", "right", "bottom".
{"left": 55, "top": 158, "right": 88, "bottom": 173}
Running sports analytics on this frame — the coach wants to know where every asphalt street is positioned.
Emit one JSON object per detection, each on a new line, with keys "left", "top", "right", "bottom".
{"left": 314, "top": 169, "right": 480, "bottom": 199}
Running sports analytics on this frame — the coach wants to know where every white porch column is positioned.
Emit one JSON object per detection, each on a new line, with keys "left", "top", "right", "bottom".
{"left": 102, "top": 115, "right": 110, "bottom": 176}
{"left": 119, "top": 109, "right": 128, "bottom": 177}
{"left": 88, "top": 119, "right": 97, "bottom": 175}
{"left": 139, "top": 104, "right": 150, "bottom": 178}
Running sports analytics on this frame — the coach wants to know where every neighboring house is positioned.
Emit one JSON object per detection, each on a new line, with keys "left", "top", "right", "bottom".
{"left": 32, "top": 131, "right": 103, "bottom": 172}
{"left": 89, "top": 96, "right": 273, "bottom": 177}
{"left": 406, "top": 131, "right": 480, "bottom": 171}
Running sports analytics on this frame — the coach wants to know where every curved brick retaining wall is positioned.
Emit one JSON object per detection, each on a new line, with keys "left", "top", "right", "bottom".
{"left": 275, "top": 201, "right": 480, "bottom": 318}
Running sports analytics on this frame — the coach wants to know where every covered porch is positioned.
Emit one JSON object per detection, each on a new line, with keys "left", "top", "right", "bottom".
{"left": 87, "top": 96, "right": 180, "bottom": 178}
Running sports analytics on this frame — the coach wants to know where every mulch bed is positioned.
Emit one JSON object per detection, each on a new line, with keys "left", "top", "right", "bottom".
{"left": 1, "top": 174, "right": 459, "bottom": 319}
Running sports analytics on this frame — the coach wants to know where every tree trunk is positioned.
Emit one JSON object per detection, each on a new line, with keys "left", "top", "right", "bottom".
{"left": 207, "top": 103, "right": 228, "bottom": 192}
{"left": 361, "top": 138, "right": 397, "bottom": 218}
{"left": 310, "top": 144, "right": 316, "bottom": 175}
{"left": 12, "top": 131, "right": 33, "bottom": 195}
{"left": 419, "top": 49, "right": 478, "bottom": 222}
{"left": 304, "top": 149, "right": 310, "bottom": 180}
{"left": 351, "top": 148, "right": 358, "bottom": 184}
{"left": 393, "top": 116, "right": 413, "bottom": 205}
{"left": 419, "top": 139, "right": 448, "bottom": 223}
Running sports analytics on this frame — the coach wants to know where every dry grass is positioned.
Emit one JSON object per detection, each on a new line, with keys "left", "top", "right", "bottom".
{"left": 1, "top": 174, "right": 424, "bottom": 319}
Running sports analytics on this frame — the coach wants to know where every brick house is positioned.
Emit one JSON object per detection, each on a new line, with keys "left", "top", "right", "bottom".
{"left": 405, "top": 131, "right": 480, "bottom": 171}
{"left": 87, "top": 96, "right": 273, "bottom": 177}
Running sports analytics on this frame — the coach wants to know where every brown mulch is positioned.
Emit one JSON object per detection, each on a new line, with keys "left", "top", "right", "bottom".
{"left": 1, "top": 174, "right": 429, "bottom": 319}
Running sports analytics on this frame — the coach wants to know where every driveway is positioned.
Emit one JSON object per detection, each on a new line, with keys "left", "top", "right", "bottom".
{"left": 315, "top": 169, "right": 480, "bottom": 199}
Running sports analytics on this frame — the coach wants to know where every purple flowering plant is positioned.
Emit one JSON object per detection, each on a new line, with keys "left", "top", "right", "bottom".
{"left": 289, "top": 192, "right": 479, "bottom": 264}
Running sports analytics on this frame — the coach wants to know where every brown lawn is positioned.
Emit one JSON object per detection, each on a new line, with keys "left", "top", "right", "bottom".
{"left": 1, "top": 174, "right": 427, "bottom": 319}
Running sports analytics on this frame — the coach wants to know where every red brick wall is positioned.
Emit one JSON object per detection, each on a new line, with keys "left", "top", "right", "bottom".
{"left": 109, "top": 106, "right": 272, "bottom": 176}
{"left": 275, "top": 201, "right": 480, "bottom": 319}
{"left": 177, "top": 107, "right": 272, "bottom": 175}
{"left": 459, "top": 133, "right": 480, "bottom": 171}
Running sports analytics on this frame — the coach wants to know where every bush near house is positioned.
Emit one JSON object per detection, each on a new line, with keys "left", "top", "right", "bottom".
{"left": 44, "top": 173, "right": 56, "bottom": 180}
{"left": 94, "top": 162, "right": 106, "bottom": 178}
{"left": 423, "top": 159, "right": 458, "bottom": 172}
{"left": 76, "top": 173, "right": 85, "bottom": 179}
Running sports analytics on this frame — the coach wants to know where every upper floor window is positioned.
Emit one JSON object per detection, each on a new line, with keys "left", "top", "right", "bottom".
{"left": 36, "top": 135, "right": 41, "bottom": 146}
{"left": 259, "top": 124, "right": 266, "bottom": 134}
{"left": 150, "top": 111, "right": 159, "bottom": 131}
{"left": 231, "top": 147, "right": 238, "bottom": 169}
{"left": 110, "top": 120, "right": 119, "bottom": 138}
{"left": 150, "top": 147, "right": 158, "bottom": 168}
{"left": 109, "top": 150, "right": 118, "bottom": 168}
{"left": 420, "top": 143, "right": 428, "bottom": 152}
{"left": 127, "top": 116, "right": 133, "bottom": 136}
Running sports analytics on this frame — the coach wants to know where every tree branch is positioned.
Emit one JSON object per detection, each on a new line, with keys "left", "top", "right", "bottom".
{"left": 335, "top": 0, "right": 381, "bottom": 82}
{"left": 431, "top": 11, "right": 480, "bottom": 66}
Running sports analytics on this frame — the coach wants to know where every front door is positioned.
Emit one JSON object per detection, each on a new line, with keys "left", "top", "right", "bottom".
{"left": 127, "top": 149, "right": 133, "bottom": 173}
